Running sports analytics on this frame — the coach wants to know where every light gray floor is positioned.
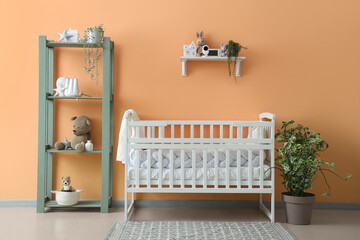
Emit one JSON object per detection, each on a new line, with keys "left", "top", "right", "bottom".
{"left": 0, "top": 207, "right": 359, "bottom": 240}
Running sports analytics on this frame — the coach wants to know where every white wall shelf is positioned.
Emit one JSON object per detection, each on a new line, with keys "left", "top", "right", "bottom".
{"left": 180, "top": 56, "right": 246, "bottom": 77}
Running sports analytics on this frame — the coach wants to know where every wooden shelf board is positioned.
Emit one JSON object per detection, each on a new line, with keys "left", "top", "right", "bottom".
{"left": 45, "top": 200, "right": 101, "bottom": 208}
{"left": 47, "top": 149, "right": 102, "bottom": 153}
{"left": 180, "top": 56, "right": 246, "bottom": 61}
{"left": 46, "top": 42, "right": 102, "bottom": 48}
{"left": 47, "top": 96, "right": 102, "bottom": 100}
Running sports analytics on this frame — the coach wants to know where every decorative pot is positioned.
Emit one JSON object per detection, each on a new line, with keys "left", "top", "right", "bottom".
{"left": 51, "top": 189, "right": 83, "bottom": 206}
{"left": 282, "top": 192, "right": 315, "bottom": 225}
{"left": 87, "top": 30, "right": 101, "bottom": 44}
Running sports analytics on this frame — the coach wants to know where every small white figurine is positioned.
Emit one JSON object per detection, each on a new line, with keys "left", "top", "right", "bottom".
{"left": 220, "top": 43, "right": 228, "bottom": 57}
{"left": 67, "top": 28, "right": 79, "bottom": 43}
{"left": 53, "top": 77, "right": 79, "bottom": 97}
{"left": 61, "top": 176, "right": 74, "bottom": 192}
{"left": 57, "top": 29, "right": 72, "bottom": 42}
{"left": 183, "top": 41, "right": 196, "bottom": 57}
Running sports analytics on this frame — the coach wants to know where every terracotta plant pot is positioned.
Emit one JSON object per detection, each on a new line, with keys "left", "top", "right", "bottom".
{"left": 282, "top": 192, "right": 315, "bottom": 225}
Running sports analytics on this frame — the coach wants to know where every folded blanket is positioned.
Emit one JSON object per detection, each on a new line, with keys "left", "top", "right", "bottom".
{"left": 129, "top": 149, "right": 266, "bottom": 169}
{"left": 116, "top": 109, "right": 145, "bottom": 163}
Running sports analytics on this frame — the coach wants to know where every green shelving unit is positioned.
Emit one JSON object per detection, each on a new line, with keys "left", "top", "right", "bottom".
{"left": 37, "top": 36, "right": 114, "bottom": 213}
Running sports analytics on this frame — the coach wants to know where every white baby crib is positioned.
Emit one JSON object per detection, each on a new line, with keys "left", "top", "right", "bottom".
{"left": 121, "top": 111, "right": 276, "bottom": 222}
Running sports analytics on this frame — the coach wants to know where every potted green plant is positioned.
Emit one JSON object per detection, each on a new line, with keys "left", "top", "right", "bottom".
{"left": 83, "top": 24, "right": 104, "bottom": 85}
{"left": 227, "top": 40, "right": 247, "bottom": 81}
{"left": 275, "top": 120, "right": 351, "bottom": 225}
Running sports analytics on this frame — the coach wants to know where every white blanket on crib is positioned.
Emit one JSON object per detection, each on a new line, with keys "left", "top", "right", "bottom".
{"left": 129, "top": 149, "right": 266, "bottom": 169}
{"left": 116, "top": 109, "right": 145, "bottom": 163}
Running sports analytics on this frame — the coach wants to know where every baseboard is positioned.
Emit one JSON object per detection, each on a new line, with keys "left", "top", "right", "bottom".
{"left": 2, "top": 199, "right": 359, "bottom": 210}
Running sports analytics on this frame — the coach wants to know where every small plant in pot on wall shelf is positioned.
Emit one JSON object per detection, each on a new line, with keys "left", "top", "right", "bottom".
{"left": 275, "top": 120, "right": 351, "bottom": 225}
{"left": 227, "top": 40, "right": 247, "bottom": 81}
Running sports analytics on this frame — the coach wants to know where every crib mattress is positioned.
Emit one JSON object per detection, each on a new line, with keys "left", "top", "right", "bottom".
{"left": 128, "top": 165, "right": 270, "bottom": 181}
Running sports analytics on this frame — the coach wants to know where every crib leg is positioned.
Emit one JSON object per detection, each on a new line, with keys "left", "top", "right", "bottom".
{"left": 124, "top": 186, "right": 128, "bottom": 221}
{"left": 259, "top": 193, "right": 262, "bottom": 210}
{"left": 271, "top": 192, "right": 275, "bottom": 223}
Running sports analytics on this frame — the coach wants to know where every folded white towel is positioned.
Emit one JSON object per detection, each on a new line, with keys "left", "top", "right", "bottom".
{"left": 116, "top": 109, "right": 145, "bottom": 163}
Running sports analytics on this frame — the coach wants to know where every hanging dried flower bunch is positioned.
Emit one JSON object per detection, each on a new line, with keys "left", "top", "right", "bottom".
{"left": 83, "top": 24, "right": 104, "bottom": 85}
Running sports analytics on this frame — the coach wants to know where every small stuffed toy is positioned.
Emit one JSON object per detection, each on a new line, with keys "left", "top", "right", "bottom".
{"left": 196, "top": 31, "right": 205, "bottom": 57}
{"left": 61, "top": 176, "right": 74, "bottom": 192}
{"left": 55, "top": 116, "right": 92, "bottom": 152}
{"left": 220, "top": 43, "right": 228, "bottom": 57}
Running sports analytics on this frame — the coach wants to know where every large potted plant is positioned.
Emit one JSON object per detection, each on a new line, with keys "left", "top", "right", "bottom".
{"left": 275, "top": 120, "right": 351, "bottom": 225}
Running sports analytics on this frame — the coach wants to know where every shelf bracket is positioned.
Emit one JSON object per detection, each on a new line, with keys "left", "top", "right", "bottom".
{"left": 182, "top": 60, "right": 187, "bottom": 77}
{"left": 235, "top": 59, "right": 241, "bottom": 77}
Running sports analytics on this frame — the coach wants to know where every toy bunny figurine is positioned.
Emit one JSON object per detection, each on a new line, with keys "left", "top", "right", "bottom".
{"left": 196, "top": 31, "right": 205, "bottom": 57}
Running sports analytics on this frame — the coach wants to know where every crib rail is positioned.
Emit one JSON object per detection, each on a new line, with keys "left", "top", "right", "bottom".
{"left": 123, "top": 112, "right": 275, "bottom": 222}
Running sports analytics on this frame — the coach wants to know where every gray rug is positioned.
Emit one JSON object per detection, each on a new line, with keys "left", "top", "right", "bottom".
{"left": 104, "top": 221, "right": 296, "bottom": 240}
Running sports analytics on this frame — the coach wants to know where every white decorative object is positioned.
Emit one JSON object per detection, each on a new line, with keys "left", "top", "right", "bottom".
{"left": 183, "top": 41, "right": 197, "bottom": 57}
{"left": 119, "top": 110, "right": 276, "bottom": 222}
{"left": 53, "top": 77, "right": 79, "bottom": 97}
{"left": 67, "top": 28, "right": 79, "bottom": 43}
{"left": 51, "top": 189, "right": 83, "bottom": 206}
{"left": 180, "top": 56, "right": 246, "bottom": 77}
{"left": 85, "top": 140, "right": 93, "bottom": 151}
{"left": 57, "top": 29, "right": 72, "bottom": 42}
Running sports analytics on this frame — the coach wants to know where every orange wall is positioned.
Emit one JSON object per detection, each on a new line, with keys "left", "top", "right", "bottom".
{"left": 0, "top": 0, "right": 359, "bottom": 203}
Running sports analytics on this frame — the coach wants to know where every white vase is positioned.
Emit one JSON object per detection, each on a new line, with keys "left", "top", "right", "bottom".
{"left": 55, "top": 77, "right": 79, "bottom": 97}
{"left": 85, "top": 140, "right": 93, "bottom": 151}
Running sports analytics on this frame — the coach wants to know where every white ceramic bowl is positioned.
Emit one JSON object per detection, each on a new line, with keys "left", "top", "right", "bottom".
{"left": 51, "top": 189, "right": 83, "bottom": 206}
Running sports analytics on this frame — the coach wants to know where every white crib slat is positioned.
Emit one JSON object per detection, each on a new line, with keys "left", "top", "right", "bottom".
{"left": 171, "top": 125, "right": 175, "bottom": 138}
{"left": 169, "top": 149, "right": 174, "bottom": 188}
{"left": 136, "top": 149, "right": 140, "bottom": 189}
{"left": 181, "top": 124, "right": 184, "bottom": 139}
{"left": 200, "top": 125, "right": 204, "bottom": 138}
{"left": 210, "top": 125, "right": 213, "bottom": 139}
{"left": 214, "top": 150, "right": 219, "bottom": 188}
{"left": 181, "top": 150, "right": 185, "bottom": 188}
{"left": 136, "top": 127, "right": 140, "bottom": 138}
{"left": 220, "top": 125, "right": 223, "bottom": 139}
{"left": 203, "top": 150, "right": 207, "bottom": 188}
{"left": 260, "top": 149, "right": 264, "bottom": 189}
{"left": 248, "top": 150, "right": 253, "bottom": 188}
{"left": 152, "top": 126, "right": 155, "bottom": 138}
{"left": 237, "top": 149, "right": 241, "bottom": 188}
{"left": 147, "top": 126, "right": 151, "bottom": 139}
{"left": 260, "top": 126, "right": 264, "bottom": 139}
{"left": 191, "top": 125, "right": 194, "bottom": 138}
{"left": 192, "top": 150, "right": 196, "bottom": 188}
{"left": 237, "top": 127, "right": 243, "bottom": 139}
{"left": 147, "top": 149, "right": 151, "bottom": 188}
{"left": 226, "top": 149, "right": 230, "bottom": 189}
{"left": 159, "top": 126, "right": 164, "bottom": 138}
{"left": 158, "top": 149, "right": 163, "bottom": 188}
{"left": 248, "top": 127, "right": 253, "bottom": 139}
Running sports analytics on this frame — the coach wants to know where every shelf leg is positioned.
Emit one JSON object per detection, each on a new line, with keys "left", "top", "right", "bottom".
{"left": 46, "top": 45, "right": 54, "bottom": 200}
{"left": 37, "top": 36, "right": 48, "bottom": 213}
{"left": 235, "top": 59, "right": 241, "bottom": 77}
{"left": 182, "top": 60, "right": 187, "bottom": 77}
{"left": 101, "top": 37, "right": 111, "bottom": 213}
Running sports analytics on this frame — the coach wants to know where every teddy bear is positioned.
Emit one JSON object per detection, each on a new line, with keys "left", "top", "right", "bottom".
{"left": 220, "top": 43, "right": 228, "bottom": 57}
{"left": 61, "top": 176, "right": 74, "bottom": 192}
{"left": 55, "top": 116, "right": 92, "bottom": 152}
